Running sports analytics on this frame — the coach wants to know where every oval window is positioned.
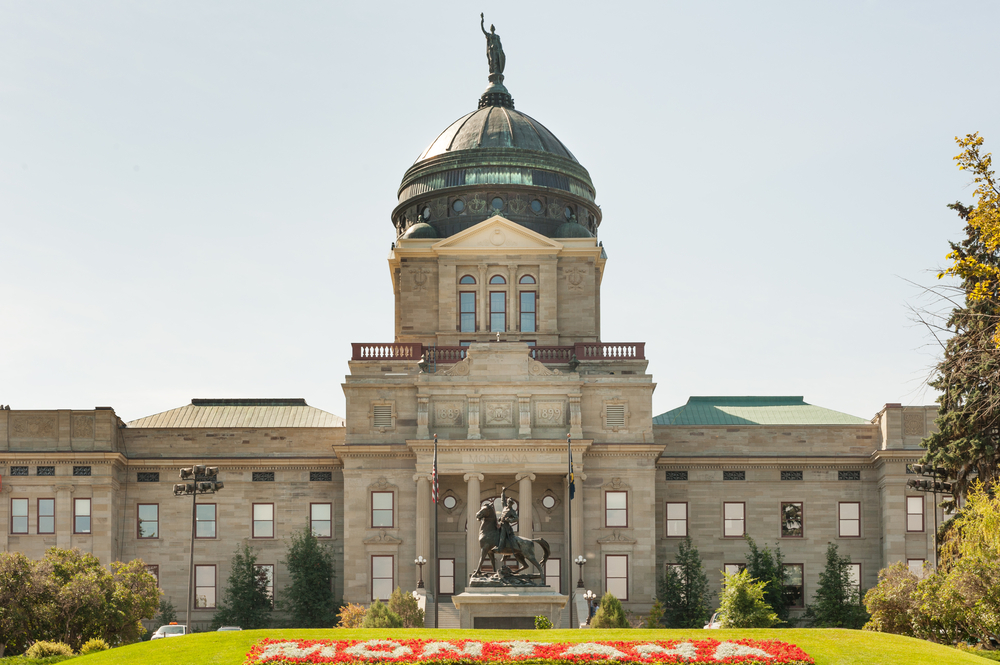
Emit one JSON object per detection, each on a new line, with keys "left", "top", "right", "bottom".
{"left": 453, "top": 199, "right": 465, "bottom": 213}
{"left": 530, "top": 199, "right": 543, "bottom": 214}
{"left": 443, "top": 495, "right": 457, "bottom": 509}
{"left": 421, "top": 206, "right": 431, "bottom": 220}
{"left": 489, "top": 275, "right": 506, "bottom": 285}
{"left": 541, "top": 495, "right": 556, "bottom": 509}
{"left": 564, "top": 205, "right": 573, "bottom": 219}
{"left": 459, "top": 275, "right": 476, "bottom": 285}
{"left": 519, "top": 275, "right": 536, "bottom": 284}
{"left": 491, "top": 197, "right": 504, "bottom": 210}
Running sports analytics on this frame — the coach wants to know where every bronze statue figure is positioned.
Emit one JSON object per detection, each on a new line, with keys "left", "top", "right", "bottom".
{"left": 496, "top": 487, "right": 517, "bottom": 551}
{"left": 474, "top": 498, "right": 549, "bottom": 584}
{"left": 480, "top": 13, "right": 505, "bottom": 77}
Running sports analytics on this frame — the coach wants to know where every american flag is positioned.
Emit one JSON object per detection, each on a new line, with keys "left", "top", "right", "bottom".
{"left": 431, "top": 433, "right": 439, "bottom": 503}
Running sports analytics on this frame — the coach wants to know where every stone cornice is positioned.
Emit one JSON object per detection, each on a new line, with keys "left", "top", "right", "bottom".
{"left": 332, "top": 445, "right": 414, "bottom": 460}
{"left": 657, "top": 455, "right": 873, "bottom": 468}
{"left": 406, "top": 439, "right": 593, "bottom": 454}
{"left": 1, "top": 452, "right": 127, "bottom": 464}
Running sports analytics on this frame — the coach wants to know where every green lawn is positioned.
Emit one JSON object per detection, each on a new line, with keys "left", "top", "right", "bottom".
{"left": 56, "top": 629, "right": 989, "bottom": 665}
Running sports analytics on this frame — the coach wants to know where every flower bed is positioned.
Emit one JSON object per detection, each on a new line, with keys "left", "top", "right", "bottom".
{"left": 245, "top": 639, "right": 814, "bottom": 665}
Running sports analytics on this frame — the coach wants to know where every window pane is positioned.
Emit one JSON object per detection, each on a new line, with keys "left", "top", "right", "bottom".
{"left": 138, "top": 504, "right": 158, "bottom": 521}
{"left": 196, "top": 505, "right": 217, "bottom": 538}
{"left": 12, "top": 499, "right": 28, "bottom": 533}
{"left": 489, "top": 275, "right": 505, "bottom": 284}
{"left": 139, "top": 504, "right": 159, "bottom": 538}
{"left": 667, "top": 520, "right": 687, "bottom": 537}
{"left": 39, "top": 499, "right": 54, "bottom": 517}
{"left": 607, "top": 577, "right": 628, "bottom": 599}
{"left": 606, "top": 492, "right": 627, "bottom": 510}
{"left": 312, "top": 520, "right": 332, "bottom": 538}
{"left": 606, "top": 510, "right": 627, "bottom": 527}
{"left": 724, "top": 503, "right": 744, "bottom": 520}
{"left": 372, "top": 510, "right": 393, "bottom": 527}
{"left": 848, "top": 564, "right": 861, "bottom": 588}
{"left": 254, "top": 504, "right": 273, "bottom": 521}
{"left": 724, "top": 564, "right": 744, "bottom": 576}
{"left": 312, "top": 503, "right": 331, "bottom": 521}
{"left": 372, "top": 578, "right": 393, "bottom": 600}
{"left": 196, "top": 566, "right": 215, "bottom": 586}
{"left": 490, "top": 314, "right": 505, "bottom": 332}
{"left": 783, "top": 564, "right": 803, "bottom": 585}
{"left": 460, "top": 275, "right": 475, "bottom": 284}
{"left": 372, "top": 493, "right": 392, "bottom": 510}
{"left": 724, "top": 519, "right": 744, "bottom": 537}
{"left": 667, "top": 503, "right": 686, "bottom": 520}
{"left": 781, "top": 502, "right": 803, "bottom": 537}
{"left": 840, "top": 502, "right": 860, "bottom": 520}
{"left": 75, "top": 498, "right": 91, "bottom": 516}
{"left": 545, "top": 559, "right": 561, "bottom": 593}
{"left": 254, "top": 520, "right": 274, "bottom": 538}
{"left": 907, "top": 515, "right": 922, "bottom": 531}
{"left": 39, "top": 515, "right": 54, "bottom": 533}
{"left": 519, "top": 275, "right": 535, "bottom": 284}
{"left": 606, "top": 555, "right": 627, "bottom": 577}
{"left": 840, "top": 520, "right": 860, "bottom": 537}
{"left": 372, "top": 556, "right": 393, "bottom": 578}
{"left": 908, "top": 559, "right": 925, "bottom": 578}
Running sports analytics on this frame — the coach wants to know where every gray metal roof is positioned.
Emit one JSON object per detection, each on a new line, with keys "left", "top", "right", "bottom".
{"left": 127, "top": 399, "right": 345, "bottom": 429}
{"left": 416, "top": 107, "right": 577, "bottom": 164}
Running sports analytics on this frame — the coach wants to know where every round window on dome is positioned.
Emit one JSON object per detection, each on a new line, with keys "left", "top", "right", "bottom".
{"left": 421, "top": 206, "right": 431, "bottom": 220}
{"left": 453, "top": 199, "right": 465, "bottom": 213}
{"left": 491, "top": 197, "right": 504, "bottom": 211}
{"left": 542, "top": 495, "right": 556, "bottom": 509}
{"left": 564, "top": 205, "right": 574, "bottom": 219}
{"left": 443, "top": 495, "right": 457, "bottom": 509}
{"left": 530, "top": 199, "right": 543, "bottom": 214}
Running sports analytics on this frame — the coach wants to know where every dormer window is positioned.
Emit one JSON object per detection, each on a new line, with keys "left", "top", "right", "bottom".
{"left": 459, "top": 275, "right": 476, "bottom": 284}
{"left": 489, "top": 275, "right": 506, "bottom": 284}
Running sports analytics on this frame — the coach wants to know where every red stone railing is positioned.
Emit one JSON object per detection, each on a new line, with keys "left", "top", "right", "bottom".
{"left": 352, "top": 342, "right": 645, "bottom": 363}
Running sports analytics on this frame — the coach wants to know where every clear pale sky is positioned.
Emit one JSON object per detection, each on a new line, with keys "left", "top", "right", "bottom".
{"left": 2, "top": 1, "right": 999, "bottom": 423}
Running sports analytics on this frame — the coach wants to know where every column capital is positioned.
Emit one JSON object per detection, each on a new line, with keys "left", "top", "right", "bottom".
{"left": 464, "top": 472, "right": 485, "bottom": 482}
{"left": 413, "top": 473, "right": 431, "bottom": 483}
{"left": 515, "top": 472, "right": 536, "bottom": 482}
{"left": 55, "top": 485, "right": 75, "bottom": 494}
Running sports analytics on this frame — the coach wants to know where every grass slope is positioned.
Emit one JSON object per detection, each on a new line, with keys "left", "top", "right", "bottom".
{"left": 67, "top": 629, "right": 988, "bottom": 665}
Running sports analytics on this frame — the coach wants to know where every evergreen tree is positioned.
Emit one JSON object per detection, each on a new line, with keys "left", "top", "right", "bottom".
{"left": 657, "top": 536, "right": 713, "bottom": 628}
{"left": 804, "top": 544, "right": 868, "bottom": 628}
{"left": 210, "top": 543, "right": 272, "bottom": 630}
{"left": 281, "top": 525, "right": 339, "bottom": 628}
{"left": 921, "top": 197, "right": 1000, "bottom": 499}
{"left": 590, "top": 592, "right": 629, "bottom": 628}
{"left": 361, "top": 599, "right": 403, "bottom": 628}
{"left": 743, "top": 536, "right": 789, "bottom": 623}
{"left": 717, "top": 569, "right": 780, "bottom": 628}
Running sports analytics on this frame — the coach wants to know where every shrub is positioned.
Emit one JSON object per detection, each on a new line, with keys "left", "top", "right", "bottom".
{"left": 361, "top": 599, "right": 403, "bottom": 628}
{"left": 79, "top": 638, "right": 110, "bottom": 654}
{"left": 156, "top": 598, "right": 178, "bottom": 626}
{"left": 336, "top": 603, "right": 367, "bottom": 628}
{"left": 388, "top": 587, "right": 424, "bottom": 628}
{"left": 863, "top": 562, "right": 918, "bottom": 636}
{"left": 718, "top": 569, "right": 780, "bottom": 628}
{"left": 643, "top": 599, "right": 665, "bottom": 628}
{"left": 534, "top": 615, "right": 553, "bottom": 629}
{"left": 590, "top": 592, "right": 629, "bottom": 628}
{"left": 25, "top": 641, "right": 74, "bottom": 658}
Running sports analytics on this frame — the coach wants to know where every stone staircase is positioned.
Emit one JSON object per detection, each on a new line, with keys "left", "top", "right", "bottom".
{"left": 433, "top": 601, "right": 461, "bottom": 628}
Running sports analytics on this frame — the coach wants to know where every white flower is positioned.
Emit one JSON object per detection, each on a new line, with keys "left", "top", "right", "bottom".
{"left": 345, "top": 640, "right": 413, "bottom": 660}
{"left": 255, "top": 641, "right": 336, "bottom": 661}
{"left": 713, "top": 642, "right": 774, "bottom": 660}
{"left": 421, "top": 642, "right": 484, "bottom": 658}
{"left": 562, "top": 643, "right": 628, "bottom": 660}
{"left": 635, "top": 643, "right": 698, "bottom": 661}
{"left": 495, "top": 641, "right": 548, "bottom": 658}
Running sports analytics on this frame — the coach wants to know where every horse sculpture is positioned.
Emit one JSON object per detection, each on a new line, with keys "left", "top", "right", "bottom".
{"left": 474, "top": 500, "right": 550, "bottom": 584}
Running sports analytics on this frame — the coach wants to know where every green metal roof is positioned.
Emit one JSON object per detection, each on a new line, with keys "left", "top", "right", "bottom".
{"left": 653, "top": 396, "right": 868, "bottom": 426}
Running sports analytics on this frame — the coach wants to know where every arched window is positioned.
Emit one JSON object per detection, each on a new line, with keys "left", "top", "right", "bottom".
{"left": 459, "top": 275, "right": 476, "bottom": 285}
{"left": 519, "top": 275, "right": 536, "bottom": 284}
{"left": 489, "top": 275, "right": 506, "bottom": 285}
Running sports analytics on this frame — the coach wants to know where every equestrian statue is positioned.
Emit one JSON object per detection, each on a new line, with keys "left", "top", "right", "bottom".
{"left": 473, "top": 487, "right": 550, "bottom": 585}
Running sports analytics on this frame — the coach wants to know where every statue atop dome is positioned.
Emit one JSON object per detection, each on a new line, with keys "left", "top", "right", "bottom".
{"left": 480, "top": 13, "right": 505, "bottom": 81}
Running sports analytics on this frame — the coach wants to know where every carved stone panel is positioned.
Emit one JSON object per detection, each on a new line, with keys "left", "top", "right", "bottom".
{"left": 72, "top": 415, "right": 94, "bottom": 439}
{"left": 564, "top": 266, "right": 586, "bottom": 292}
{"left": 534, "top": 402, "right": 566, "bottom": 427}
{"left": 483, "top": 401, "right": 514, "bottom": 426}
{"left": 903, "top": 413, "right": 925, "bottom": 437}
{"left": 433, "top": 401, "right": 465, "bottom": 427}
{"left": 10, "top": 415, "right": 56, "bottom": 438}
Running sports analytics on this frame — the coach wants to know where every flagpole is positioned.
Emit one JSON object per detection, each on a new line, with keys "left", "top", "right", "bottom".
{"left": 433, "top": 433, "right": 439, "bottom": 629}
{"left": 567, "top": 432, "right": 574, "bottom": 629}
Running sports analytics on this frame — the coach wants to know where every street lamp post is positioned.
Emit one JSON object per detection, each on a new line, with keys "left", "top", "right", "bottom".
{"left": 174, "top": 464, "right": 224, "bottom": 632}
{"left": 583, "top": 589, "right": 596, "bottom": 625}
{"left": 574, "top": 555, "right": 587, "bottom": 589}
{"left": 415, "top": 556, "right": 427, "bottom": 588}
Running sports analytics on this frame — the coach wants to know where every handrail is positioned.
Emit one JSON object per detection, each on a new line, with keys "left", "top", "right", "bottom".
{"left": 351, "top": 342, "right": 645, "bottom": 362}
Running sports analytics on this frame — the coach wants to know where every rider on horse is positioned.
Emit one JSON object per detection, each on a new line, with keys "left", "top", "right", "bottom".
{"left": 495, "top": 487, "right": 518, "bottom": 553}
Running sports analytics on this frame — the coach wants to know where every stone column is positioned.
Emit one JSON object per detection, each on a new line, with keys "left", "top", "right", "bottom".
{"left": 417, "top": 396, "right": 429, "bottom": 439}
{"left": 478, "top": 264, "right": 488, "bottom": 333}
{"left": 0, "top": 485, "right": 10, "bottom": 551}
{"left": 508, "top": 263, "right": 518, "bottom": 331}
{"left": 55, "top": 485, "right": 74, "bottom": 549}
{"left": 569, "top": 395, "right": 583, "bottom": 439}
{"left": 518, "top": 395, "right": 532, "bottom": 439}
{"left": 465, "top": 473, "right": 484, "bottom": 578}
{"left": 467, "top": 397, "right": 481, "bottom": 440}
{"left": 414, "top": 474, "right": 431, "bottom": 572}
{"left": 516, "top": 472, "right": 535, "bottom": 541}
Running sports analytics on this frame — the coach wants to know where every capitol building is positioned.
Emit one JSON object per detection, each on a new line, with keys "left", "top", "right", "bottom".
{"left": 0, "top": 33, "right": 941, "bottom": 629}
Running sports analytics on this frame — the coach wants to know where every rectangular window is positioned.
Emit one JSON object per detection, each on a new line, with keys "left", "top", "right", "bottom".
{"left": 906, "top": 496, "right": 924, "bottom": 532}
{"left": 839, "top": 501, "right": 861, "bottom": 537}
{"left": 253, "top": 503, "right": 274, "bottom": 538}
{"left": 311, "top": 503, "right": 332, "bottom": 538}
{"left": 460, "top": 292, "right": 476, "bottom": 332}
{"left": 38, "top": 498, "right": 54, "bottom": 534}
{"left": 74, "top": 498, "right": 91, "bottom": 534}
{"left": 545, "top": 558, "right": 561, "bottom": 594}
{"left": 784, "top": 564, "right": 804, "bottom": 608}
{"left": 196, "top": 504, "right": 217, "bottom": 538}
{"left": 11, "top": 498, "right": 28, "bottom": 534}
{"left": 848, "top": 563, "right": 861, "bottom": 595}
{"left": 520, "top": 291, "right": 536, "bottom": 333}
{"left": 372, "top": 491, "right": 394, "bottom": 528}
{"left": 605, "top": 491, "right": 628, "bottom": 527}
{"left": 724, "top": 563, "right": 746, "bottom": 577}
{"left": 666, "top": 502, "right": 687, "bottom": 537}
{"left": 146, "top": 564, "right": 159, "bottom": 587}
{"left": 723, "top": 502, "right": 745, "bottom": 537}
{"left": 372, "top": 555, "right": 393, "bottom": 601}
{"left": 781, "top": 502, "right": 803, "bottom": 538}
{"left": 255, "top": 564, "right": 274, "bottom": 606}
{"left": 490, "top": 291, "right": 506, "bottom": 332}
{"left": 138, "top": 503, "right": 159, "bottom": 539}
{"left": 439, "top": 558, "right": 455, "bottom": 595}
{"left": 605, "top": 554, "right": 628, "bottom": 601}
{"left": 195, "top": 565, "right": 216, "bottom": 608}
{"left": 907, "top": 559, "right": 925, "bottom": 579}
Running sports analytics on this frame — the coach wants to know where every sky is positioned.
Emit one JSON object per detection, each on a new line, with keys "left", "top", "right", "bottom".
{"left": 2, "top": 1, "right": 999, "bottom": 423}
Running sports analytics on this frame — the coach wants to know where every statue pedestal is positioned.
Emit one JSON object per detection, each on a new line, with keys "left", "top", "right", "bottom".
{"left": 451, "top": 586, "right": 568, "bottom": 629}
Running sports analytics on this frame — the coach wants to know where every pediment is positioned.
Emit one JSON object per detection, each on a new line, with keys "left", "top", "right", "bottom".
{"left": 432, "top": 216, "right": 564, "bottom": 253}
